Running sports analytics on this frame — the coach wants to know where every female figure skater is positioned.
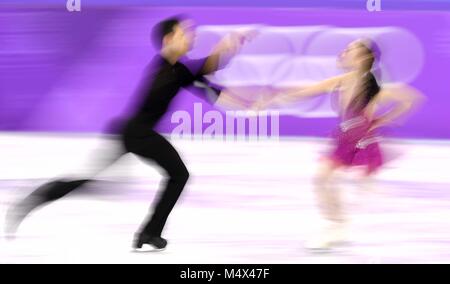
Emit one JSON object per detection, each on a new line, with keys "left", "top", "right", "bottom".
{"left": 257, "top": 39, "right": 423, "bottom": 250}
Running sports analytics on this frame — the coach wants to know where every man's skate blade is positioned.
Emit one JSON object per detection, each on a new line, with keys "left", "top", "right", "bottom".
{"left": 131, "top": 244, "right": 166, "bottom": 253}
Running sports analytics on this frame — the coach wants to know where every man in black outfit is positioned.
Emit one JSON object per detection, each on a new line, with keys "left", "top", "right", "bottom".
{"left": 5, "top": 17, "right": 249, "bottom": 251}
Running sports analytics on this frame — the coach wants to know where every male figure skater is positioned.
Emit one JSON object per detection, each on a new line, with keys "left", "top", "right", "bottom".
{"left": 6, "top": 16, "right": 250, "bottom": 251}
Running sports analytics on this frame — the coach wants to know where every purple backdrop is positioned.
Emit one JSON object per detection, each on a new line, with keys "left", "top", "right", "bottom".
{"left": 1, "top": 6, "right": 449, "bottom": 139}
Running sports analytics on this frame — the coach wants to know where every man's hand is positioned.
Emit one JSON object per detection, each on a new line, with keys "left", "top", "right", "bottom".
{"left": 214, "top": 29, "right": 258, "bottom": 55}
{"left": 203, "top": 29, "right": 258, "bottom": 75}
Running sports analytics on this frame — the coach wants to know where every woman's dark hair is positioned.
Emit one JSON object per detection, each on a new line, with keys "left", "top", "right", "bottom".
{"left": 151, "top": 16, "right": 185, "bottom": 49}
{"left": 357, "top": 40, "right": 381, "bottom": 72}
{"left": 349, "top": 40, "right": 382, "bottom": 112}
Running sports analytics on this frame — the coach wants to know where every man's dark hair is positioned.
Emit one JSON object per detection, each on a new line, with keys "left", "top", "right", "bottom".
{"left": 151, "top": 16, "right": 184, "bottom": 49}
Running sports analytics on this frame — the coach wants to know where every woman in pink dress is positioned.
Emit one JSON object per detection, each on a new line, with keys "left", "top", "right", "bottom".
{"left": 258, "top": 39, "right": 423, "bottom": 249}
